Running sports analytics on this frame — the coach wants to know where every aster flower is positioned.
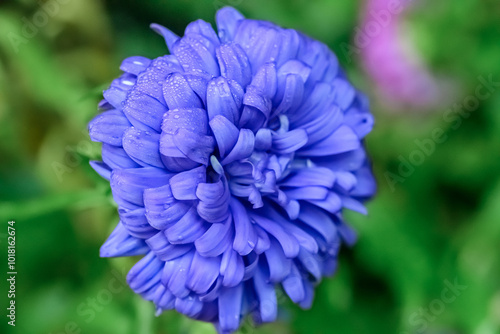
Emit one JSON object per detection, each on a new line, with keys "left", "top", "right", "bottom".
{"left": 89, "top": 7, "right": 375, "bottom": 333}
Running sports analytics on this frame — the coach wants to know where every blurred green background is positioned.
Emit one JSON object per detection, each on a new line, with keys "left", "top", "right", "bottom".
{"left": 1, "top": 0, "right": 500, "bottom": 333}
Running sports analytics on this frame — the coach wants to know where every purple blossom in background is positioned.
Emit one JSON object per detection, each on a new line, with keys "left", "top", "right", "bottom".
{"left": 361, "top": 0, "right": 442, "bottom": 109}
{"left": 88, "top": 7, "right": 375, "bottom": 333}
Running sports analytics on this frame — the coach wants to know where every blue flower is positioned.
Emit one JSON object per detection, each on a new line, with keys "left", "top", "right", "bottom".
{"left": 89, "top": 7, "right": 376, "bottom": 333}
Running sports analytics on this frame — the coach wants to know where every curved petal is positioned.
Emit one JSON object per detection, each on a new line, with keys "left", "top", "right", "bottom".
{"left": 207, "top": 77, "right": 243, "bottom": 124}
{"left": 298, "top": 203, "right": 338, "bottom": 244}
{"left": 165, "top": 207, "right": 208, "bottom": 244}
{"left": 282, "top": 263, "right": 305, "bottom": 303}
{"left": 209, "top": 115, "right": 239, "bottom": 158}
{"left": 150, "top": 23, "right": 179, "bottom": 52}
{"left": 162, "top": 250, "right": 193, "bottom": 298}
{"left": 251, "top": 214, "right": 299, "bottom": 258}
{"left": 297, "top": 125, "right": 360, "bottom": 157}
{"left": 89, "top": 161, "right": 111, "bottom": 181}
{"left": 280, "top": 167, "right": 336, "bottom": 188}
{"left": 221, "top": 129, "right": 255, "bottom": 165}
{"left": 100, "top": 222, "right": 149, "bottom": 257}
{"left": 265, "top": 239, "right": 292, "bottom": 282}
{"left": 253, "top": 265, "right": 277, "bottom": 323}
{"left": 230, "top": 198, "right": 257, "bottom": 256}
{"left": 123, "top": 90, "right": 167, "bottom": 132}
{"left": 172, "top": 34, "right": 220, "bottom": 76}
{"left": 175, "top": 295, "right": 203, "bottom": 318}
{"left": 220, "top": 248, "right": 244, "bottom": 287}
{"left": 172, "top": 128, "right": 214, "bottom": 165}
{"left": 127, "top": 252, "right": 163, "bottom": 294}
{"left": 122, "top": 127, "right": 163, "bottom": 168}
{"left": 169, "top": 166, "right": 206, "bottom": 200}
{"left": 110, "top": 167, "right": 172, "bottom": 207}
{"left": 143, "top": 184, "right": 193, "bottom": 229}
{"left": 89, "top": 110, "right": 131, "bottom": 146}
{"left": 101, "top": 144, "right": 140, "bottom": 170}
{"left": 119, "top": 207, "right": 158, "bottom": 239}
{"left": 195, "top": 215, "right": 233, "bottom": 257}
{"left": 161, "top": 108, "right": 209, "bottom": 136}
{"left": 217, "top": 42, "right": 252, "bottom": 88}
{"left": 272, "top": 129, "right": 308, "bottom": 154}
{"left": 185, "top": 19, "right": 220, "bottom": 47}
{"left": 163, "top": 73, "right": 203, "bottom": 110}
{"left": 216, "top": 7, "right": 245, "bottom": 43}
{"left": 146, "top": 231, "right": 193, "bottom": 261}
{"left": 307, "top": 191, "right": 342, "bottom": 214}
{"left": 218, "top": 284, "right": 244, "bottom": 332}
{"left": 120, "top": 56, "right": 151, "bottom": 76}
{"left": 187, "top": 252, "right": 221, "bottom": 294}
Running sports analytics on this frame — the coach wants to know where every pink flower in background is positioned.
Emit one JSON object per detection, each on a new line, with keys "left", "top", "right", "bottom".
{"left": 359, "top": 0, "right": 444, "bottom": 110}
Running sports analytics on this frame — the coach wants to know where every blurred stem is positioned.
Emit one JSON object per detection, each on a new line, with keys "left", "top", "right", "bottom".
{"left": 0, "top": 188, "right": 107, "bottom": 221}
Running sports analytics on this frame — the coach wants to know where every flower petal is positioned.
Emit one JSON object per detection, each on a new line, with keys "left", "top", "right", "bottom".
{"left": 101, "top": 144, "right": 140, "bottom": 170}
{"left": 221, "top": 129, "right": 255, "bottom": 165}
{"left": 161, "top": 108, "right": 209, "bottom": 136}
{"left": 143, "top": 184, "right": 193, "bottom": 230}
{"left": 89, "top": 161, "right": 111, "bottom": 180}
{"left": 163, "top": 73, "right": 203, "bottom": 110}
{"left": 162, "top": 251, "right": 193, "bottom": 298}
{"left": 297, "top": 125, "right": 360, "bottom": 157}
{"left": 103, "top": 86, "right": 127, "bottom": 110}
{"left": 209, "top": 115, "right": 239, "bottom": 158}
{"left": 217, "top": 42, "right": 252, "bottom": 88}
{"left": 122, "top": 127, "right": 163, "bottom": 168}
{"left": 120, "top": 56, "right": 151, "bottom": 76}
{"left": 146, "top": 231, "right": 193, "bottom": 261}
{"left": 185, "top": 19, "right": 220, "bottom": 47}
{"left": 298, "top": 203, "right": 338, "bottom": 244}
{"left": 307, "top": 191, "right": 342, "bottom": 214}
{"left": 165, "top": 206, "right": 208, "bottom": 244}
{"left": 172, "top": 34, "right": 220, "bottom": 76}
{"left": 220, "top": 248, "right": 245, "bottom": 287}
{"left": 100, "top": 222, "right": 149, "bottom": 257}
{"left": 284, "top": 186, "right": 329, "bottom": 201}
{"left": 119, "top": 207, "right": 158, "bottom": 239}
{"left": 110, "top": 167, "right": 172, "bottom": 207}
{"left": 172, "top": 128, "right": 214, "bottom": 165}
{"left": 151, "top": 23, "right": 179, "bottom": 52}
{"left": 253, "top": 265, "right": 277, "bottom": 323}
{"left": 187, "top": 252, "right": 221, "bottom": 294}
{"left": 272, "top": 129, "right": 308, "bottom": 154}
{"left": 230, "top": 197, "right": 257, "bottom": 256}
{"left": 273, "top": 74, "right": 304, "bottom": 116}
{"left": 216, "top": 7, "right": 245, "bottom": 43}
{"left": 207, "top": 77, "right": 243, "bottom": 124}
{"left": 332, "top": 78, "right": 356, "bottom": 110}
{"left": 169, "top": 166, "right": 206, "bottom": 200}
{"left": 218, "top": 284, "right": 244, "bottom": 332}
{"left": 153, "top": 284, "right": 176, "bottom": 313}
{"left": 123, "top": 90, "right": 167, "bottom": 132}
{"left": 127, "top": 251, "right": 163, "bottom": 294}
{"left": 282, "top": 263, "right": 305, "bottom": 303}
{"left": 280, "top": 167, "right": 336, "bottom": 188}
{"left": 195, "top": 215, "right": 233, "bottom": 257}
{"left": 251, "top": 214, "right": 299, "bottom": 258}
{"left": 89, "top": 110, "right": 131, "bottom": 146}
{"left": 265, "top": 239, "right": 291, "bottom": 282}
{"left": 175, "top": 295, "right": 203, "bottom": 318}
{"left": 254, "top": 224, "right": 271, "bottom": 254}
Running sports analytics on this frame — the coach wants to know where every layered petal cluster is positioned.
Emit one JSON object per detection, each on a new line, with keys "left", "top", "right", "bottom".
{"left": 89, "top": 7, "right": 375, "bottom": 333}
